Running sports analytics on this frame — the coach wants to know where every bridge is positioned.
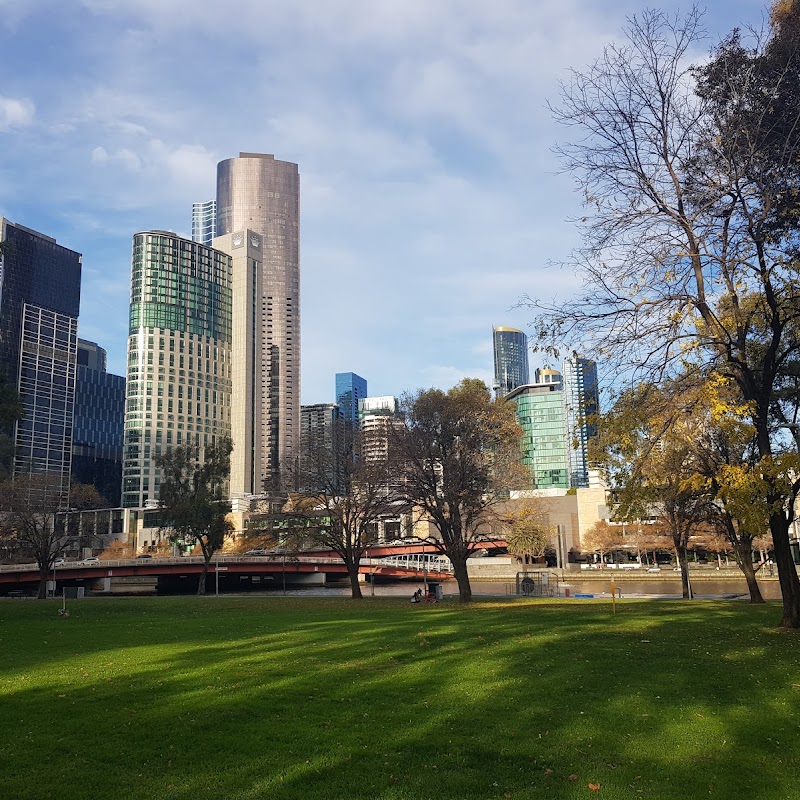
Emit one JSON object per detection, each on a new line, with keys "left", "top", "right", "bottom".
{"left": 0, "top": 540, "right": 506, "bottom": 594}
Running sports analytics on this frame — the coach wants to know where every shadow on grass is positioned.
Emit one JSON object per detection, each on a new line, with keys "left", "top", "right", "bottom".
{"left": 0, "top": 597, "right": 798, "bottom": 799}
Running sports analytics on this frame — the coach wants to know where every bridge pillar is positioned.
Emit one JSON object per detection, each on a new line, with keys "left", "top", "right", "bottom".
{"left": 288, "top": 573, "right": 325, "bottom": 586}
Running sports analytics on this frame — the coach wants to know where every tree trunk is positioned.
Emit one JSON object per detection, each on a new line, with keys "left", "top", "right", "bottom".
{"left": 677, "top": 548, "right": 691, "bottom": 600}
{"left": 197, "top": 558, "right": 209, "bottom": 595}
{"left": 736, "top": 546, "right": 765, "bottom": 604}
{"left": 37, "top": 564, "right": 48, "bottom": 600}
{"left": 348, "top": 564, "right": 363, "bottom": 599}
{"left": 452, "top": 556, "right": 472, "bottom": 602}
{"left": 770, "top": 512, "right": 800, "bottom": 628}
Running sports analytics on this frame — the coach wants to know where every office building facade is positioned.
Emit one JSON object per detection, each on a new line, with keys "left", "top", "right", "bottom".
{"left": 0, "top": 218, "right": 82, "bottom": 495}
{"left": 299, "top": 403, "right": 341, "bottom": 492}
{"left": 214, "top": 229, "right": 264, "bottom": 497}
{"left": 335, "top": 372, "right": 367, "bottom": 425}
{"left": 562, "top": 356, "right": 600, "bottom": 489}
{"left": 493, "top": 326, "right": 529, "bottom": 399}
{"left": 192, "top": 200, "right": 217, "bottom": 247}
{"left": 122, "top": 231, "right": 233, "bottom": 508}
{"left": 506, "top": 382, "right": 570, "bottom": 490}
{"left": 72, "top": 339, "right": 126, "bottom": 505}
{"left": 216, "top": 153, "right": 300, "bottom": 493}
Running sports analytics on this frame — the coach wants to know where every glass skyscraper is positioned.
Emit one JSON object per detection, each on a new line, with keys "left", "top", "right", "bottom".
{"left": 335, "top": 372, "right": 367, "bottom": 425}
{"left": 72, "top": 339, "right": 126, "bottom": 505}
{"left": 506, "top": 382, "right": 569, "bottom": 490}
{"left": 562, "top": 356, "right": 600, "bottom": 488}
{"left": 493, "top": 326, "right": 529, "bottom": 399}
{"left": 122, "top": 231, "right": 232, "bottom": 508}
{"left": 216, "top": 153, "right": 300, "bottom": 494}
{"left": 0, "top": 218, "right": 82, "bottom": 496}
{"left": 192, "top": 200, "right": 216, "bottom": 246}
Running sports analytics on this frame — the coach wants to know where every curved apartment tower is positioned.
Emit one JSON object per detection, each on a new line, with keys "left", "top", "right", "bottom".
{"left": 493, "top": 326, "right": 529, "bottom": 399}
{"left": 122, "top": 231, "right": 233, "bottom": 508}
{"left": 216, "top": 153, "right": 299, "bottom": 494}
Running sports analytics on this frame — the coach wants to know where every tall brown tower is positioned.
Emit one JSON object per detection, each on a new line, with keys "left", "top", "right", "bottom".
{"left": 216, "top": 153, "right": 300, "bottom": 494}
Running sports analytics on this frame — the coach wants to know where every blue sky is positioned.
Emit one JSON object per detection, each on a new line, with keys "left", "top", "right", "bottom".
{"left": 0, "top": 0, "right": 767, "bottom": 403}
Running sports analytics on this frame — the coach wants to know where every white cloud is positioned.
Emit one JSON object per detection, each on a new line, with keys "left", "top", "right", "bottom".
{"left": 91, "top": 145, "right": 142, "bottom": 172}
{"left": 0, "top": 96, "right": 34, "bottom": 132}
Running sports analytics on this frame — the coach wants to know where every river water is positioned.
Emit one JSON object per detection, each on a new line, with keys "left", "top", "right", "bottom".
{"left": 247, "top": 576, "right": 782, "bottom": 600}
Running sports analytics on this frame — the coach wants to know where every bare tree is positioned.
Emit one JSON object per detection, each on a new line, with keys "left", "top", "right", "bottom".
{"left": 530, "top": 6, "right": 800, "bottom": 626}
{"left": 395, "top": 379, "right": 526, "bottom": 603}
{"left": 0, "top": 473, "right": 70, "bottom": 598}
{"left": 288, "top": 419, "right": 400, "bottom": 599}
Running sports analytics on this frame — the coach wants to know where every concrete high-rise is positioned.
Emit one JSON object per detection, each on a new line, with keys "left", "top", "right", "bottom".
{"left": 562, "top": 356, "right": 600, "bottom": 489}
{"left": 493, "top": 326, "right": 529, "bottom": 399}
{"left": 0, "top": 218, "right": 82, "bottom": 496}
{"left": 216, "top": 153, "right": 300, "bottom": 494}
{"left": 122, "top": 231, "right": 232, "bottom": 508}
{"left": 335, "top": 372, "right": 367, "bottom": 425}
{"left": 192, "top": 200, "right": 216, "bottom": 246}
{"left": 214, "top": 229, "right": 264, "bottom": 497}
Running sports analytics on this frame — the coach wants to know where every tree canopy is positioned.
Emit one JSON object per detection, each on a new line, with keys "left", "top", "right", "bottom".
{"left": 156, "top": 437, "right": 234, "bottom": 595}
{"left": 530, "top": 4, "right": 800, "bottom": 626}
{"left": 396, "top": 378, "right": 525, "bottom": 602}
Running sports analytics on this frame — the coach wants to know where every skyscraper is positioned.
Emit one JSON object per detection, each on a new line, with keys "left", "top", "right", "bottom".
{"left": 335, "top": 372, "right": 367, "bottom": 425}
{"left": 299, "top": 403, "right": 341, "bottom": 492}
{"left": 72, "top": 339, "right": 126, "bottom": 505}
{"left": 121, "top": 231, "right": 232, "bottom": 508}
{"left": 192, "top": 200, "right": 216, "bottom": 246}
{"left": 214, "top": 229, "right": 264, "bottom": 497}
{"left": 562, "top": 356, "right": 600, "bottom": 489}
{"left": 216, "top": 153, "right": 300, "bottom": 493}
{"left": 0, "top": 218, "right": 82, "bottom": 495}
{"left": 506, "top": 382, "right": 570, "bottom": 490}
{"left": 493, "top": 326, "right": 529, "bottom": 399}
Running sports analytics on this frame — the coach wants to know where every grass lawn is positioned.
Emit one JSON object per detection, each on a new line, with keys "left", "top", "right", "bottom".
{"left": 0, "top": 597, "right": 799, "bottom": 800}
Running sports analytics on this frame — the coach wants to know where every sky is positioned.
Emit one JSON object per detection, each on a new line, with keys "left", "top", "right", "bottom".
{"left": 0, "top": 0, "right": 769, "bottom": 404}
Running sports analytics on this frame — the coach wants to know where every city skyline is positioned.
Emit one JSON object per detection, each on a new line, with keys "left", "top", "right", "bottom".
{"left": 0, "top": 0, "right": 759, "bottom": 403}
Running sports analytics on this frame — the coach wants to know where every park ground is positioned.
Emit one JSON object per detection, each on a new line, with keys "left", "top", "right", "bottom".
{"left": 0, "top": 597, "right": 798, "bottom": 800}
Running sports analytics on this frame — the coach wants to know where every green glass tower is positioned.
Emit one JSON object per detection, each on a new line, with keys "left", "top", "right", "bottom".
{"left": 506, "top": 381, "right": 569, "bottom": 489}
{"left": 122, "top": 231, "right": 233, "bottom": 508}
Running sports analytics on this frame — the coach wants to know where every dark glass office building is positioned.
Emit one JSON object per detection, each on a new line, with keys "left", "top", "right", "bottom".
{"left": 335, "top": 372, "right": 367, "bottom": 425}
{"left": 0, "top": 218, "right": 81, "bottom": 495}
{"left": 72, "top": 339, "right": 126, "bottom": 505}
{"left": 562, "top": 356, "right": 600, "bottom": 488}
{"left": 493, "top": 326, "right": 529, "bottom": 399}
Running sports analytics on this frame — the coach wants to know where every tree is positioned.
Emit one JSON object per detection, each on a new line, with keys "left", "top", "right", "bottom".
{"left": 0, "top": 473, "right": 70, "bottom": 598}
{"left": 396, "top": 379, "right": 525, "bottom": 602}
{"left": 595, "top": 382, "right": 715, "bottom": 598}
{"left": 502, "top": 499, "right": 554, "bottom": 563}
{"left": 582, "top": 520, "right": 624, "bottom": 565}
{"left": 685, "top": 381, "right": 777, "bottom": 603}
{"left": 287, "top": 419, "right": 400, "bottom": 599}
{"left": 528, "top": 6, "right": 800, "bottom": 626}
{"left": 156, "top": 437, "right": 234, "bottom": 595}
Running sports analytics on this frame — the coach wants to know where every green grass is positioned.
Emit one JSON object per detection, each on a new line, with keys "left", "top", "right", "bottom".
{"left": 0, "top": 597, "right": 799, "bottom": 800}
